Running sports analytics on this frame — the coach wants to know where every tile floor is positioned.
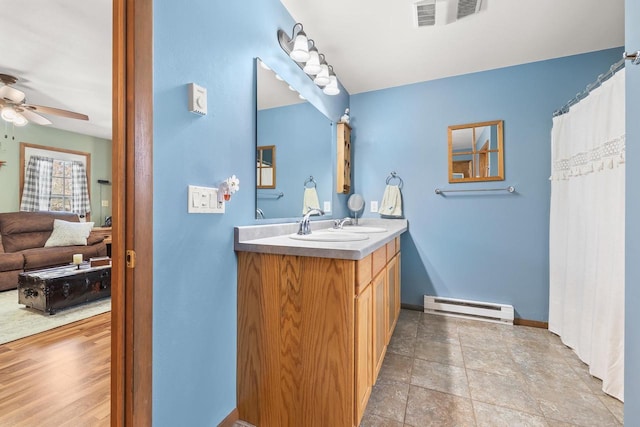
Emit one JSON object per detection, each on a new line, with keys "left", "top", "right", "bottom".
{"left": 360, "top": 309, "right": 624, "bottom": 427}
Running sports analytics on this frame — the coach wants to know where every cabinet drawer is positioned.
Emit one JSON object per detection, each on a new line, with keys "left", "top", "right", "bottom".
{"left": 386, "top": 240, "right": 396, "bottom": 261}
{"left": 372, "top": 246, "right": 386, "bottom": 277}
{"left": 356, "top": 255, "right": 372, "bottom": 294}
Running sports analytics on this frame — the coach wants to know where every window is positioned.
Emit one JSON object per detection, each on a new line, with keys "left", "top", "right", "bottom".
{"left": 50, "top": 159, "right": 73, "bottom": 212}
{"left": 20, "top": 143, "right": 92, "bottom": 219}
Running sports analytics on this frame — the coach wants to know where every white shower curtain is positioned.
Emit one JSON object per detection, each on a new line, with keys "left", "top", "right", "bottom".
{"left": 549, "top": 69, "right": 625, "bottom": 401}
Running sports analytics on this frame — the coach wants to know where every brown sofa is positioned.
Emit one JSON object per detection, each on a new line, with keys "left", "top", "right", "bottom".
{"left": 0, "top": 211, "right": 107, "bottom": 291}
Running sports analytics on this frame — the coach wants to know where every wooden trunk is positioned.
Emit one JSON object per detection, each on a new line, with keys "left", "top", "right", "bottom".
{"left": 18, "top": 265, "right": 111, "bottom": 315}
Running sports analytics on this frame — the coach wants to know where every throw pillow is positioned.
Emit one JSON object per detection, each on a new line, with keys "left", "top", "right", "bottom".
{"left": 44, "top": 220, "right": 95, "bottom": 247}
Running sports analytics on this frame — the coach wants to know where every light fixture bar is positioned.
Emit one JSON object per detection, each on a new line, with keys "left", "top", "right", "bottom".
{"left": 277, "top": 22, "right": 340, "bottom": 95}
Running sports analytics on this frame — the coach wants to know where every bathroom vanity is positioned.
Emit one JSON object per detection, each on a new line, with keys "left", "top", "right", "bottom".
{"left": 234, "top": 219, "right": 407, "bottom": 427}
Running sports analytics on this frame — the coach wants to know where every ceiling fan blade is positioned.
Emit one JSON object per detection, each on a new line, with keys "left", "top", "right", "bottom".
{"left": 23, "top": 104, "right": 89, "bottom": 121}
{"left": 19, "top": 109, "right": 53, "bottom": 125}
{"left": 0, "top": 85, "right": 25, "bottom": 103}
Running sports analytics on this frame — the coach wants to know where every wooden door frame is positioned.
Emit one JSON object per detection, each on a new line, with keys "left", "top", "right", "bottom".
{"left": 112, "top": 0, "right": 153, "bottom": 425}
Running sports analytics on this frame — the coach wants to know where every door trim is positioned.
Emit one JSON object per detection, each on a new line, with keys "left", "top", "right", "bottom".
{"left": 112, "top": 0, "right": 153, "bottom": 425}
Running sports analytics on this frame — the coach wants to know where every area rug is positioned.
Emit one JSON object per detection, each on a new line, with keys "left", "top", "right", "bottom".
{"left": 0, "top": 289, "right": 111, "bottom": 345}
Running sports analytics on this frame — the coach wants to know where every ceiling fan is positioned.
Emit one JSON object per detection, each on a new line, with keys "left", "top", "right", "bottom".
{"left": 0, "top": 73, "right": 89, "bottom": 127}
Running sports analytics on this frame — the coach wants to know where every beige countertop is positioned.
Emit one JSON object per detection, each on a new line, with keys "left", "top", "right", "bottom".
{"left": 234, "top": 218, "right": 408, "bottom": 260}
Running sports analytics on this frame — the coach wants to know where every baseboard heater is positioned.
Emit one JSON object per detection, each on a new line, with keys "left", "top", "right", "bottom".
{"left": 424, "top": 295, "right": 514, "bottom": 325}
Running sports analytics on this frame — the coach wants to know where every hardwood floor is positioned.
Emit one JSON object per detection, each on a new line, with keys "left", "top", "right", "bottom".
{"left": 0, "top": 313, "right": 110, "bottom": 427}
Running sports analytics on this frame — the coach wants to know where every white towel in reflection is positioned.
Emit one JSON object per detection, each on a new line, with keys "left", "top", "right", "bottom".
{"left": 378, "top": 185, "right": 402, "bottom": 218}
{"left": 302, "top": 187, "right": 320, "bottom": 214}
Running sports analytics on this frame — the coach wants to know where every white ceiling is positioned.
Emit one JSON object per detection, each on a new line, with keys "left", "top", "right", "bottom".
{"left": 0, "top": 0, "right": 112, "bottom": 140}
{"left": 281, "top": 0, "right": 625, "bottom": 94}
{"left": 0, "top": 0, "right": 625, "bottom": 140}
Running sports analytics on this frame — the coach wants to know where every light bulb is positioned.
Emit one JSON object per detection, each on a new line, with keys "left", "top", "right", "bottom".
{"left": 1, "top": 106, "right": 18, "bottom": 122}
{"left": 314, "top": 64, "right": 330, "bottom": 86}
{"left": 323, "top": 76, "right": 340, "bottom": 96}
{"left": 303, "top": 50, "right": 322, "bottom": 75}
{"left": 290, "top": 31, "right": 310, "bottom": 62}
{"left": 13, "top": 113, "right": 28, "bottom": 126}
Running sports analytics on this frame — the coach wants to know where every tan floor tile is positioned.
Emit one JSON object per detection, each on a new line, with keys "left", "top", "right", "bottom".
{"left": 414, "top": 339, "right": 464, "bottom": 367}
{"left": 364, "top": 381, "right": 410, "bottom": 423}
{"left": 518, "top": 357, "right": 592, "bottom": 394}
{"left": 598, "top": 393, "right": 624, "bottom": 424}
{"left": 467, "top": 368, "right": 542, "bottom": 415}
{"left": 398, "top": 309, "right": 421, "bottom": 323}
{"left": 533, "top": 384, "right": 620, "bottom": 426}
{"left": 404, "top": 385, "right": 475, "bottom": 427}
{"left": 410, "top": 358, "right": 469, "bottom": 398}
{"left": 458, "top": 329, "right": 508, "bottom": 352}
{"left": 461, "top": 345, "right": 521, "bottom": 377}
{"left": 363, "top": 313, "right": 624, "bottom": 427}
{"left": 378, "top": 352, "right": 413, "bottom": 384}
{"left": 359, "top": 413, "right": 404, "bottom": 427}
{"left": 473, "top": 400, "right": 548, "bottom": 427}
{"left": 387, "top": 332, "right": 416, "bottom": 357}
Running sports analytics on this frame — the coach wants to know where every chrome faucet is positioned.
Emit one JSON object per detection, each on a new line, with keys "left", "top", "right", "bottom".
{"left": 332, "top": 217, "right": 353, "bottom": 229}
{"left": 298, "top": 208, "right": 325, "bottom": 235}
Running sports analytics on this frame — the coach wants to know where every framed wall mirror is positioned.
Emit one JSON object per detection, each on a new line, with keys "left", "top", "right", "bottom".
{"left": 257, "top": 145, "right": 276, "bottom": 188}
{"left": 448, "top": 120, "right": 504, "bottom": 183}
{"left": 255, "top": 57, "right": 333, "bottom": 220}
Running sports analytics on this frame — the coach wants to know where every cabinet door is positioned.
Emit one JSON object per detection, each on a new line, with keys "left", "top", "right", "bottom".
{"left": 372, "top": 270, "right": 387, "bottom": 381}
{"left": 386, "top": 255, "right": 398, "bottom": 340}
{"left": 355, "top": 282, "right": 373, "bottom": 426}
{"left": 336, "top": 123, "right": 351, "bottom": 193}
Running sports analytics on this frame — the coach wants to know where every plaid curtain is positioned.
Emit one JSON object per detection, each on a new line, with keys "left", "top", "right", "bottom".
{"left": 71, "top": 161, "right": 91, "bottom": 215}
{"left": 20, "top": 156, "right": 53, "bottom": 211}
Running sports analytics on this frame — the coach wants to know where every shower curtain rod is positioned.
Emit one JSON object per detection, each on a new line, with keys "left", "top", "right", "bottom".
{"left": 553, "top": 54, "right": 628, "bottom": 117}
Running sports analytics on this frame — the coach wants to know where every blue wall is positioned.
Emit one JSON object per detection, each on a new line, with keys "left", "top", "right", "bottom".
{"left": 152, "top": 1, "right": 348, "bottom": 425}
{"left": 151, "top": 1, "right": 629, "bottom": 423}
{"left": 257, "top": 102, "right": 333, "bottom": 218}
{"left": 351, "top": 48, "right": 621, "bottom": 321}
{"left": 625, "top": 0, "right": 639, "bottom": 421}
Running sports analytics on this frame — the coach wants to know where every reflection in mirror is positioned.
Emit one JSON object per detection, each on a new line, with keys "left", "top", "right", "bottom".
{"left": 257, "top": 145, "right": 275, "bottom": 188}
{"left": 448, "top": 120, "right": 504, "bottom": 183}
{"left": 256, "top": 58, "right": 332, "bottom": 220}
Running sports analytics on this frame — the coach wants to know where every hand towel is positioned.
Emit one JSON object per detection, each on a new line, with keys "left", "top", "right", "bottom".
{"left": 378, "top": 185, "right": 402, "bottom": 218}
{"left": 302, "top": 187, "right": 320, "bottom": 214}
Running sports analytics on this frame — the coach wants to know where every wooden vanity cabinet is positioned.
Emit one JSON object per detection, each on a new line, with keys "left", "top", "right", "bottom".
{"left": 237, "top": 236, "right": 401, "bottom": 427}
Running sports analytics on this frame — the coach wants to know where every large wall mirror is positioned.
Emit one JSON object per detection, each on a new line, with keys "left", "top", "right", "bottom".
{"left": 255, "top": 57, "right": 333, "bottom": 220}
{"left": 448, "top": 120, "right": 504, "bottom": 183}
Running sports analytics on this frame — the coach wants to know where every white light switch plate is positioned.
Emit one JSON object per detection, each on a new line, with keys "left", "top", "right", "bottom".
{"left": 370, "top": 201, "right": 379, "bottom": 212}
{"left": 188, "top": 185, "right": 224, "bottom": 214}
{"left": 323, "top": 201, "right": 331, "bottom": 212}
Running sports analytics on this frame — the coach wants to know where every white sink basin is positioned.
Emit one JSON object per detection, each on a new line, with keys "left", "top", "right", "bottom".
{"left": 289, "top": 231, "right": 369, "bottom": 242}
{"left": 327, "top": 226, "right": 388, "bottom": 233}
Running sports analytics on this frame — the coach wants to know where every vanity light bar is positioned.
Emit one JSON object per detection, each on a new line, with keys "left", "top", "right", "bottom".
{"left": 277, "top": 23, "right": 340, "bottom": 96}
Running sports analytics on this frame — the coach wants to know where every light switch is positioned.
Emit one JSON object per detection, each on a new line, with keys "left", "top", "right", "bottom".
{"left": 323, "top": 201, "right": 331, "bottom": 212}
{"left": 188, "top": 185, "right": 224, "bottom": 214}
{"left": 370, "top": 201, "right": 379, "bottom": 212}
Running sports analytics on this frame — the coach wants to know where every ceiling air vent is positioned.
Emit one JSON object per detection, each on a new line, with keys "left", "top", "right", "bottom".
{"left": 414, "top": 0, "right": 482, "bottom": 27}
{"left": 415, "top": 1, "right": 436, "bottom": 27}
{"left": 457, "top": 0, "right": 481, "bottom": 19}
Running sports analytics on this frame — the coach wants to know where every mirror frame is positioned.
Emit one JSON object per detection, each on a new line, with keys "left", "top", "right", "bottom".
{"left": 257, "top": 145, "right": 276, "bottom": 189}
{"left": 448, "top": 120, "right": 504, "bottom": 183}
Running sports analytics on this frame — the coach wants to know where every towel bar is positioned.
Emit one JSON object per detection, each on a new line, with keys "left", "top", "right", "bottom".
{"left": 435, "top": 186, "right": 515, "bottom": 195}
